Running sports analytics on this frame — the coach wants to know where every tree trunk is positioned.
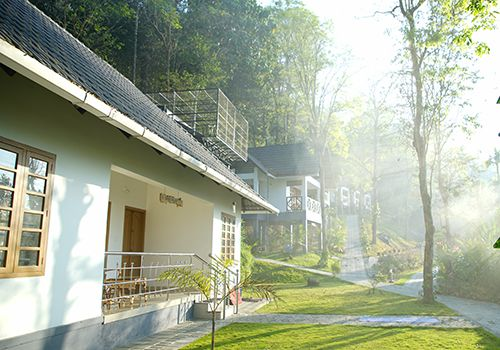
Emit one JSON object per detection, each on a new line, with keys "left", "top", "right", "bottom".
{"left": 132, "top": 2, "right": 140, "bottom": 84}
{"left": 211, "top": 310, "right": 216, "bottom": 350}
{"left": 417, "top": 150, "right": 435, "bottom": 303}
{"left": 211, "top": 276, "right": 218, "bottom": 349}
{"left": 319, "top": 155, "right": 327, "bottom": 252}
{"left": 403, "top": 4, "right": 436, "bottom": 303}
{"left": 371, "top": 109, "right": 379, "bottom": 245}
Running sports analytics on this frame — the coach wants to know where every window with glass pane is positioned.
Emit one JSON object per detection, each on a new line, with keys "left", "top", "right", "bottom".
{"left": 221, "top": 214, "right": 236, "bottom": 261}
{"left": 0, "top": 137, "right": 55, "bottom": 278}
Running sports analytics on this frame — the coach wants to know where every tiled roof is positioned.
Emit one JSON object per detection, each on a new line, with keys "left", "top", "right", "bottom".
{"left": 0, "top": 0, "right": 259, "bottom": 199}
{"left": 234, "top": 143, "right": 320, "bottom": 177}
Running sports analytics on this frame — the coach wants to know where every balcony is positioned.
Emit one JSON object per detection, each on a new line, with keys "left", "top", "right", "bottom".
{"left": 286, "top": 196, "right": 321, "bottom": 215}
{"left": 286, "top": 196, "right": 303, "bottom": 211}
{"left": 306, "top": 197, "right": 321, "bottom": 214}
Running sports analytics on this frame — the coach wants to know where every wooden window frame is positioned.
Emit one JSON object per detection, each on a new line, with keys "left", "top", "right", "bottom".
{"left": 0, "top": 136, "right": 55, "bottom": 278}
{"left": 220, "top": 213, "right": 236, "bottom": 262}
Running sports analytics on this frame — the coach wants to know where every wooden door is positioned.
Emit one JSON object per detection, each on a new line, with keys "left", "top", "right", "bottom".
{"left": 122, "top": 207, "right": 145, "bottom": 272}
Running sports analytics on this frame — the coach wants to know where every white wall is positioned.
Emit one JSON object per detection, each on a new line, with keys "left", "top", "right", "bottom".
{"left": 267, "top": 178, "right": 287, "bottom": 212}
{"left": 0, "top": 68, "right": 243, "bottom": 339}
{"left": 144, "top": 183, "right": 213, "bottom": 258}
{"left": 108, "top": 171, "right": 148, "bottom": 252}
{"left": 0, "top": 71, "right": 110, "bottom": 339}
{"left": 237, "top": 172, "right": 257, "bottom": 191}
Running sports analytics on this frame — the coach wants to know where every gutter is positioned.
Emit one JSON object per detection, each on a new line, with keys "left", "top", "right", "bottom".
{"left": 0, "top": 39, "right": 279, "bottom": 214}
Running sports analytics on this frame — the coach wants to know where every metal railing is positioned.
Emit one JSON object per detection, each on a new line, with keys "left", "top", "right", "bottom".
{"left": 102, "top": 251, "right": 240, "bottom": 317}
{"left": 208, "top": 254, "right": 240, "bottom": 319}
{"left": 286, "top": 196, "right": 303, "bottom": 211}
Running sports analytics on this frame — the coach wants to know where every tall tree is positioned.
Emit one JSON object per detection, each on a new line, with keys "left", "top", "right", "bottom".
{"left": 272, "top": 6, "right": 349, "bottom": 252}
{"left": 421, "top": 43, "right": 480, "bottom": 244}
{"left": 393, "top": 0, "right": 496, "bottom": 303}
{"left": 351, "top": 80, "right": 397, "bottom": 245}
{"left": 31, "top": 0, "right": 135, "bottom": 71}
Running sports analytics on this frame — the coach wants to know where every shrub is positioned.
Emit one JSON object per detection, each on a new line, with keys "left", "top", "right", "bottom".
{"left": 437, "top": 242, "right": 500, "bottom": 303}
{"left": 327, "top": 214, "right": 346, "bottom": 254}
{"left": 318, "top": 248, "right": 330, "bottom": 268}
{"left": 240, "top": 240, "right": 254, "bottom": 279}
{"left": 330, "top": 259, "right": 341, "bottom": 276}
{"left": 367, "top": 267, "right": 385, "bottom": 294}
{"left": 372, "top": 251, "right": 421, "bottom": 282}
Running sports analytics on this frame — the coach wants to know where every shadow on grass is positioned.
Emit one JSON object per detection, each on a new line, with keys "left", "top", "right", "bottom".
{"left": 184, "top": 323, "right": 500, "bottom": 350}
{"left": 258, "top": 278, "right": 454, "bottom": 316}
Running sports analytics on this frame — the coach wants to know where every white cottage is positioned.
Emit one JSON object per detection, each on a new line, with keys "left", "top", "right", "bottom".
{"left": 0, "top": 1, "right": 277, "bottom": 349}
{"left": 232, "top": 143, "right": 326, "bottom": 252}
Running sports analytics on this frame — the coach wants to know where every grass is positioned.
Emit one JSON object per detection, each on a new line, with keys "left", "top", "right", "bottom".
{"left": 182, "top": 323, "right": 500, "bottom": 349}
{"left": 394, "top": 269, "right": 420, "bottom": 286}
{"left": 252, "top": 261, "right": 311, "bottom": 284}
{"left": 256, "top": 252, "right": 339, "bottom": 273}
{"left": 252, "top": 262, "right": 454, "bottom": 316}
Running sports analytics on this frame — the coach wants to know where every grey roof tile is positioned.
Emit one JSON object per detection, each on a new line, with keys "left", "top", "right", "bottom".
{"left": 234, "top": 143, "right": 320, "bottom": 177}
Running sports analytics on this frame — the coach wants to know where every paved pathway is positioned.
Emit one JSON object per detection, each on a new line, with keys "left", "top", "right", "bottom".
{"left": 379, "top": 272, "right": 422, "bottom": 297}
{"left": 338, "top": 216, "right": 500, "bottom": 338}
{"left": 380, "top": 271, "right": 500, "bottom": 338}
{"left": 225, "top": 313, "right": 476, "bottom": 328}
{"left": 436, "top": 294, "right": 500, "bottom": 338}
{"left": 338, "top": 215, "right": 370, "bottom": 287}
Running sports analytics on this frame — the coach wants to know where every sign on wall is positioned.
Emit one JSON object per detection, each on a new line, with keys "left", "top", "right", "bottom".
{"left": 159, "top": 193, "right": 183, "bottom": 207}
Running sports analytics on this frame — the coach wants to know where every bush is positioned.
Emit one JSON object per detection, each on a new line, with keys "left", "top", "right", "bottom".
{"left": 240, "top": 225, "right": 255, "bottom": 279}
{"left": 330, "top": 259, "right": 341, "bottom": 276}
{"left": 372, "top": 251, "right": 421, "bottom": 282}
{"left": 437, "top": 242, "right": 500, "bottom": 304}
{"left": 327, "top": 214, "right": 346, "bottom": 254}
{"left": 318, "top": 248, "right": 330, "bottom": 268}
{"left": 367, "top": 267, "right": 385, "bottom": 294}
{"left": 240, "top": 240, "right": 254, "bottom": 279}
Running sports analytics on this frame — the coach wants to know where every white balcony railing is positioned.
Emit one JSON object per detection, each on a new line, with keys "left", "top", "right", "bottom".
{"left": 286, "top": 196, "right": 321, "bottom": 214}
{"left": 306, "top": 197, "right": 321, "bottom": 214}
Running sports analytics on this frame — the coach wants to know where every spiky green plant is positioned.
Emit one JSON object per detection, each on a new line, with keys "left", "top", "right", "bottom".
{"left": 159, "top": 255, "right": 277, "bottom": 350}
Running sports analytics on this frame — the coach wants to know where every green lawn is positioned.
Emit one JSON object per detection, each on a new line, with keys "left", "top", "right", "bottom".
{"left": 394, "top": 269, "right": 420, "bottom": 286}
{"left": 252, "top": 262, "right": 453, "bottom": 316}
{"left": 183, "top": 323, "right": 500, "bottom": 349}
{"left": 256, "top": 252, "right": 339, "bottom": 273}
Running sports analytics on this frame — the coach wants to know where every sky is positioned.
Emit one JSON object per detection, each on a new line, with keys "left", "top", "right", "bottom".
{"left": 261, "top": 0, "right": 500, "bottom": 160}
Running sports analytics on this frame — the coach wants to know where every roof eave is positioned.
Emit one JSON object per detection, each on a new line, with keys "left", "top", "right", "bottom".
{"left": 0, "top": 39, "right": 279, "bottom": 215}
{"left": 247, "top": 153, "right": 276, "bottom": 178}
